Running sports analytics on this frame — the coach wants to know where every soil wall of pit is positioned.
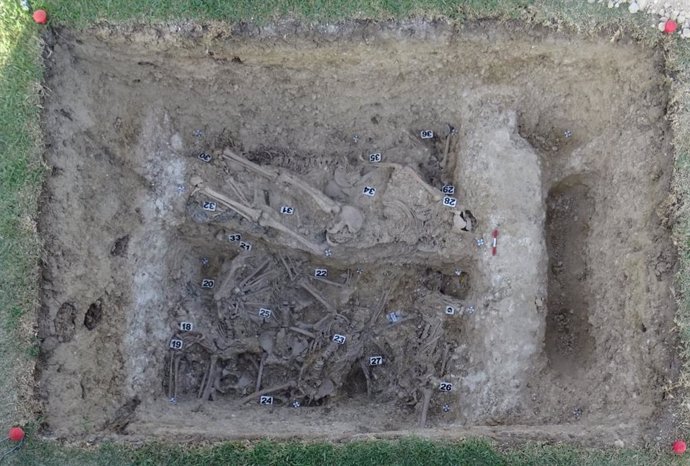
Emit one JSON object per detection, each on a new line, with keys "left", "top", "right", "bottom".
{"left": 37, "top": 21, "right": 678, "bottom": 445}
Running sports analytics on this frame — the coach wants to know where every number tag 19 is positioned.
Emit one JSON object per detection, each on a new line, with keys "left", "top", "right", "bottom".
{"left": 170, "top": 339, "right": 183, "bottom": 350}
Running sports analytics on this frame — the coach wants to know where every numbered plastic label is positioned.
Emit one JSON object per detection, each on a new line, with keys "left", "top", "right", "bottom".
{"left": 314, "top": 268, "right": 328, "bottom": 278}
{"left": 280, "top": 206, "right": 295, "bottom": 215}
{"left": 445, "top": 306, "right": 456, "bottom": 315}
{"left": 333, "top": 334, "right": 347, "bottom": 345}
{"left": 228, "top": 234, "right": 241, "bottom": 242}
{"left": 258, "top": 308, "right": 272, "bottom": 318}
{"left": 442, "top": 196, "right": 457, "bottom": 208}
{"left": 202, "top": 201, "right": 217, "bottom": 211}
{"left": 442, "top": 185, "right": 455, "bottom": 195}
{"left": 420, "top": 130, "right": 434, "bottom": 139}
{"left": 198, "top": 152, "right": 212, "bottom": 163}
{"left": 170, "top": 339, "right": 183, "bottom": 350}
{"left": 387, "top": 311, "right": 401, "bottom": 323}
{"left": 369, "top": 153, "right": 382, "bottom": 163}
{"left": 369, "top": 356, "right": 384, "bottom": 366}
{"left": 239, "top": 241, "right": 252, "bottom": 252}
{"left": 259, "top": 395, "right": 273, "bottom": 405}
{"left": 201, "top": 279, "right": 215, "bottom": 289}
{"left": 362, "top": 186, "right": 377, "bottom": 197}
{"left": 179, "top": 322, "right": 193, "bottom": 332}
{"left": 439, "top": 382, "right": 453, "bottom": 392}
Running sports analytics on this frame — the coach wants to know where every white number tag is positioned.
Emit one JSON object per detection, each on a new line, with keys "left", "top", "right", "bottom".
{"left": 445, "top": 306, "right": 456, "bottom": 315}
{"left": 198, "top": 152, "right": 212, "bottom": 163}
{"left": 201, "top": 279, "right": 215, "bottom": 289}
{"left": 369, "top": 356, "right": 384, "bottom": 366}
{"left": 170, "top": 339, "right": 183, "bottom": 350}
{"left": 314, "top": 268, "right": 328, "bottom": 278}
{"left": 387, "top": 311, "right": 401, "bottom": 323}
{"left": 333, "top": 334, "right": 346, "bottom": 345}
{"left": 258, "top": 308, "right": 272, "bottom": 318}
{"left": 202, "top": 201, "right": 217, "bottom": 211}
{"left": 179, "top": 322, "right": 193, "bottom": 332}
{"left": 439, "top": 382, "right": 453, "bottom": 392}
{"left": 442, "top": 196, "right": 457, "bottom": 208}
{"left": 420, "top": 130, "right": 434, "bottom": 139}
{"left": 280, "top": 206, "right": 295, "bottom": 215}
{"left": 369, "top": 153, "right": 382, "bottom": 163}
{"left": 239, "top": 241, "right": 252, "bottom": 252}
{"left": 259, "top": 395, "right": 273, "bottom": 405}
{"left": 442, "top": 185, "right": 455, "bottom": 195}
{"left": 228, "top": 234, "right": 241, "bottom": 242}
{"left": 363, "top": 186, "right": 376, "bottom": 197}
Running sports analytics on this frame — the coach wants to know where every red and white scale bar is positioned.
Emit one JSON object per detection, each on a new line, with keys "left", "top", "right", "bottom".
{"left": 491, "top": 229, "right": 499, "bottom": 256}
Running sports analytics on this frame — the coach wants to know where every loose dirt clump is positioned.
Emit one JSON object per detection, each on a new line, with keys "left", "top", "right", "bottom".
{"left": 37, "top": 21, "right": 678, "bottom": 445}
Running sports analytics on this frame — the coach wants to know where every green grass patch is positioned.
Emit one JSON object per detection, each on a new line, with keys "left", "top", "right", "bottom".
{"left": 4, "top": 437, "right": 675, "bottom": 466}
{"left": 0, "top": 0, "right": 45, "bottom": 426}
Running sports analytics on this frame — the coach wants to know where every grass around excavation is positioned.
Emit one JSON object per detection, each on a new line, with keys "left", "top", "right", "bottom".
{"left": 1, "top": 0, "right": 690, "bottom": 464}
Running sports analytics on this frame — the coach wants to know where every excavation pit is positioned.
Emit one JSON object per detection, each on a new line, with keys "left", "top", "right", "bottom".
{"left": 38, "top": 22, "right": 678, "bottom": 444}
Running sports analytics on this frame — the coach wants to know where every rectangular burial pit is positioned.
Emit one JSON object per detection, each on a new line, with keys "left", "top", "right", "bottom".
{"left": 38, "top": 23, "right": 678, "bottom": 443}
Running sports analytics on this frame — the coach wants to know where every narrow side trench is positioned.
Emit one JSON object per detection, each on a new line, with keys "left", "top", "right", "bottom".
{"left": 544, "top": 175, "right": 595, "bottom": 373}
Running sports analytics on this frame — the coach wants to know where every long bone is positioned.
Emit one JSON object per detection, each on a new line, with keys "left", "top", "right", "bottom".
{"left": 223, "top": 149, "right": 341, "bottom": 215}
